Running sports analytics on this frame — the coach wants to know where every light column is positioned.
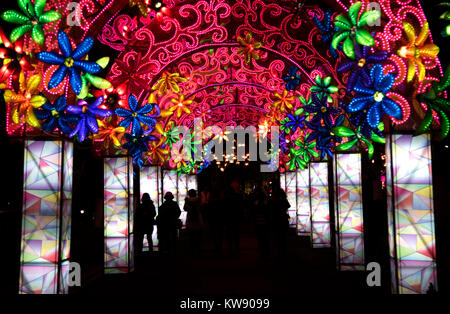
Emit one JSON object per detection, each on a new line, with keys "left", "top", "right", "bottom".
{"left": 334, "top": 153, "right": 365, "bottom": 270}
{"left": 104, "top": 157, "right": 134, "bottom": 274}
{"left": 296, "top": 168, "right": 311, "bottom": 235}
{"left": 19, "top": 140, "right": 73, "bottom": 294}
{"left": 386, "top": 133, "right": 437, "bottom": 294}
{"left": 310, "top": 162, "right": 331, "bottom": 248}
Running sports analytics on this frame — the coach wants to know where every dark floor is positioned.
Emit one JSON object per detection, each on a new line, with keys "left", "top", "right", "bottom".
{"left": 77, "top": 227, "right": 386, "bottom": 297}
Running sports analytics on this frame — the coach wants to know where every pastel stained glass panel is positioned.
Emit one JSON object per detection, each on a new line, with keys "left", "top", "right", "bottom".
{"left": 178, "top": 173, "right": 188, "bottom": 226}
{"left": 335, "top": 154, "right": 364, "bottom": 270}
{"left": 310, "top": 162, "right": 330, "bottom": 248}
{"left": 280, "top": 172, "right": 286, "bottom": 191}
{"left": 104, "top": 157, "right": 132, "bottom": 273}
{"left": 19, "top": 140, "right": 73, "bottom": 294}
{"left": 296, "top": 168, "right": 310, "bottom": 235}
{"left": 285, "top": 172, "right": 297, "bottom": 227}
{"left": 386, "top": 134, "right": 437, "bottom": 294}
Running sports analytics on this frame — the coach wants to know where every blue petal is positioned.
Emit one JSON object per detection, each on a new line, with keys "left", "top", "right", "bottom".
{"left": 119, "top": 117, "right": 132, "bottom": 128}
{"left": 382, "top": 97, "right": 402, "bottom": 120}
{"left": 78, "top": 118, "right": 88, "bottom": 142}
{"left": 73, "top": 60, "right": 102, "bottom": 74}
{"left": 55, "top": 96, "right": 67, "bottom": 111}
{"left": 353, "top": 80, "right": 374, "bottom": 95}
{"left": 137, "top": 115, "right": 157, "bottom": 126}
{"left": 89, "top": 96, "right": 104, "bottom": 109}
{"left": 58, "top": 120, "right": 73, "bottom": 134}
{"left": 37, "top": 51, "right": 64, "bottom": 65}
{"left": 347, "top": 96, "right": 373, "bottom": 112}
{"left": 34, "top": 108, "right": 51, "bottom": 120}
{"left": 42, "top": 118, "right": 56, "bottom": 132}
{"left": 66, "top": 105, "right": 83, "bottom": 115}
{"left": 366, "top": 102, "right": 382, "bottom": 129}
{"left": 128, "top": 94, "right": 138, "bottom": 112}
{"left": 86, "top": 115, "right": 99, "bottom": 134}
{"left": 58, "top": 31, "right": 72, "bottom": 58}
{"left": 370, "top": 64, "right": 384, "bottom": 85}
{"left": 377, "top": 74, "right": 394, "bottom": 94}
{"left": 68, "top": 67, "right": 82, "bottom": 95}
{"left": 90, "top": 107, "right": 113, "bottom": 117}
{"left": 72, "top": 37, "right": 94, "bottom": 60}
{"left": 131, "top": 117, "right": 142, "bottom": 136}
{"left": 115, "top": 108, "right": 132, "bottom": 117}
{"left": 69, "top": 118, "right": 82, "bottom": 138}
{"left": 137, "top": 103, "right": 154, "bottom": 114}
{"left": 48, "top": 65, "right": 67, "bottom": 89}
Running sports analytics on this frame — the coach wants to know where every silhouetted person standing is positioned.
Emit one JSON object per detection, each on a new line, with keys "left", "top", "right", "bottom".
{"left": 209, "top": 189, "right": 225, "bottom": 256}
{"left": 224, "top": 181, "right": 243, "bottom": 256}
{"left": 184, "top": 189, "right": 203, "bottom": 256}
{"left": 135, "top": 193, "right": 156, "bottom": 253}
{"left": 270, "top": 187, "right": 290, "bottom": 259}
{"left": 157, "top": 192, "right": 181, "bottom": 255}
{"left": 252, "top": 185, "right": 270, "bottom": 260}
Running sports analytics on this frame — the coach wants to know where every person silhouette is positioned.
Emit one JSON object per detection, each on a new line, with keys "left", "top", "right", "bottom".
{"left": 135, "top": 193, "right": 156, "bottom": 253}
{"left": 224, "top": 181, "right": 243, "bottom": 256}
{"left": 156, "top": 192, "right": 181, "bottom": 255}
{"left": 184, "top": 189, "right": 203, "bottom": 256}
{"left": 270, "top": 187, "right": 290, "bottom": 259}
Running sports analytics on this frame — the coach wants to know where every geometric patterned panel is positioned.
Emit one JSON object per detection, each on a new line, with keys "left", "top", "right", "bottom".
{"left": 310, "top": 162, "right": 331, "bottom": 248}
{"left": 334, "top": 154, "right": 364, "bottom": 271}
{"left": 280, "top": 172, "right": 286, "bottom": 191}
{"left": 19, "top": 140, "right": 73, "bottom": 294}
{"left": 162, "top": 170, "right": 178, "bottom": 200}
{"left": 285, "top": 172, "right": 297, "bottom": 227}
{"left": 104, "top": 157, "right": 133, "bottom": 274}
{"left": 296, "top": 168, "right": 310, "bottom": 235}
{"left": 386, "top": 133, "right": 437, "bottom": 294}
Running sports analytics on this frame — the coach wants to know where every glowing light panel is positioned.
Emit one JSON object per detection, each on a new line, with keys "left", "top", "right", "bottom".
{"left": 19, "top": 140, "right": 73, "bottom": 294}
{"left": 334, "top": 154, "right": 365, "bottom": 270}
{"left": 104, "top": 157, "right": 134, "bottom": 274}
{"left": 310, "top": 162, "right": 331, "bottom": 248}
{"left": 386, "top": 133, "right": 437, "bottom": 294}
{"left": 296, "top": 168, "right": 311, "bottom": 235}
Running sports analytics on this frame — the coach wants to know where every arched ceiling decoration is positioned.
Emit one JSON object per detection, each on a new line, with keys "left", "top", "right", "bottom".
{"left": 1, "top": 0, "right": 448, "bottom": 173}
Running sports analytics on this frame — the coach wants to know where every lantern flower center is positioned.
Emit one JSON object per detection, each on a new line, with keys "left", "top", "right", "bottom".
{"left": 320, "top": 106, "right": 327, "bottom": 113}
{"left": 25, "top": 92, "right": 32, "bottom": 101}
{"left": 82, "top": 105, "right": 89, "bottom": 113}
{"left": 51, "top": 109, "right": 59, "bottom": 117}
{"left": 64, "top": 57, "right": 74, "bottom": 67}
{"left": 351, "top": 26, "right": 357, "bottom": 35}
{"left": 356, "top": 132, "right": 362, "bottom": 139}
{"left": 357, "top": 58, "right": 366, "bottom": 67}
{"left": 373, "top": 91, "right": 384, "bottom": 102}
{"left": 132, "top": 112, "right": 138, "bottom": 117}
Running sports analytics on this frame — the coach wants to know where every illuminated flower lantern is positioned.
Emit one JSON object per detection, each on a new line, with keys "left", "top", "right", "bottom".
{"left": 347, "top": 64, "right": 402, "bottom": 129}
{"left": 332, "top": 1, "right": 380, "bottom": 59}
{"left": 66, "top": 96, "right": 113, "bottom": 142}
{"left": 4, "top": 72, "right": 46, "bottom": 128}
{"left": 1, "top": 0, "right": 61, "bottom": 45}
{"left": 397, "top": 22, "right": 440, "bottom": 82}
{"left": 0, "top": 27, "right": 33, "bottom": 89}
{"left": 237, "top": 32, "right": 262, "bottom": 64}
{"left": 37, "top": 31, "right": 103, "bottom": 95}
